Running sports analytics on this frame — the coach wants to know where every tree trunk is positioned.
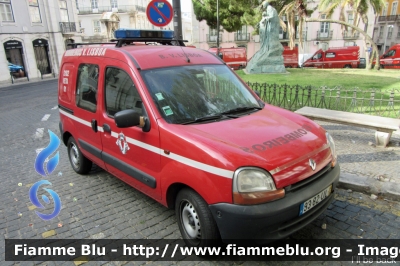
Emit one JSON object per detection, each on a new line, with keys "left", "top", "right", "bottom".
{"left": 304, "top": 18, "right": 380, "bottom": 70}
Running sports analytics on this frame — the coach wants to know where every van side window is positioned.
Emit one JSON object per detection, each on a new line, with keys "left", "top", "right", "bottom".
{"left": 105, "top": 67, "right": 142, "bottom": 117}
{"left": 325, "top": 52, "right": 336, "bottom": 58}
{"left": 386, "top": 49, "right": 396, "bottom": 57}
{"left": 76, "top": 64, "right": 99, "bottom": 113}
{"left": 313, "top": 53, "right": 322, "bottom": 60}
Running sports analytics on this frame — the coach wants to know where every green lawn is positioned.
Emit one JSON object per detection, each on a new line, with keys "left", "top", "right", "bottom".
{"left": 236, "top": 68, "right": 400, "bottom": 91}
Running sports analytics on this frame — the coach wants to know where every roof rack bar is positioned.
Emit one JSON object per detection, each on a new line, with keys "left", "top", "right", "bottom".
{"left": 110, "top": 38, "right": 188, "bottom": 48}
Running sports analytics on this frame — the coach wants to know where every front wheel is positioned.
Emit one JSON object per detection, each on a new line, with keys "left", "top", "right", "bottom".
{"left": 175, "top": 188, "right": 220, "bottom": 247}
{"left": 67, "top": 137, "right": 92, "bottom": 174}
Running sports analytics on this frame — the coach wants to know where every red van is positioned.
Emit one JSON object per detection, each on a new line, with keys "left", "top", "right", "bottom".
{"left": 283, "top": 46, "right": 299, "bottom": 68}
{"left": 303, "top": 46, "right": 361, "bottom": 68}
{"left": 208, "top": 47, "right": 247, "bottom": 70}
{"left": 380, "top": 44, "right": 400, "bottom": 69}
{"left": 58, "top": 29, "right": 339, "bottom": 247}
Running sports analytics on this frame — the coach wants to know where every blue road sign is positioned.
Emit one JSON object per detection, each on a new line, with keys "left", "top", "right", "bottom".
{"left": 146, "top": 0, "right": 173, "bottom": 27}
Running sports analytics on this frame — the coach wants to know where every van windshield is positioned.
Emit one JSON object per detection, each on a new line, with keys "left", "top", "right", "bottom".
{"left": 141, "top": 65, "right": 261, "bottom": 124}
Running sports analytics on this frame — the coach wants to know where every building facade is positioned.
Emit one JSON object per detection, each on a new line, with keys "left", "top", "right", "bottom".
{"left": 76, "top": 0, "right": 193, "bottom": 43}
{"left": 192, "top": 1, "right": 376, "bottom": 63}
{"left": 0, "top": 0, "right": 82, "bottom": 84}
{"left": 373, "top": 0, "right": 400, "bottom": 55}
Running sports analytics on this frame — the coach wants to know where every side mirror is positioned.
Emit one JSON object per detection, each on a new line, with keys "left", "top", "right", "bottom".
{"left": 115, "top": 109, "right": 145, "bottom": 128}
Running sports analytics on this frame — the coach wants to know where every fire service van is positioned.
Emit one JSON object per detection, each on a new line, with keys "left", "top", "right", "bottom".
{"left": 208, "top": 47, "right": 247, "bottom": 70}
{"left": 379, "top": 44, "right": 400, "bottom": 69}
{"left": 302, "top": 46, "right": 361, "bottom": 68}
{"left": 283, "top": 46, "right": 299, "bottom": 68}
{"left": 58, "top": 29, "right": 340, "bottom": 247}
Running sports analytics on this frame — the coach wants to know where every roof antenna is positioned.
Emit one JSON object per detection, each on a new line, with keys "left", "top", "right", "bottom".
{"left": 179, "top": 44, "right": 190, "bottom": 63}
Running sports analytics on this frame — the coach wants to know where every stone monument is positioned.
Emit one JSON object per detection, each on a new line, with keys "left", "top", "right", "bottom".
{"left": 245, "top": 0, "right": 287, "bottom": 74}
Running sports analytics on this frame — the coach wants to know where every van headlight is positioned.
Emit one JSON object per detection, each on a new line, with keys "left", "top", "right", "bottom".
{"left": 233, "top": 167, "right": 285, "bottom": 205}
{"left": 326, "top": 132, "right": 337, "bottom": 167}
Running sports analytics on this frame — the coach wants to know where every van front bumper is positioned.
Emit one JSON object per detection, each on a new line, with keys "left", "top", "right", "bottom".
{"left": 209, "top": 164, "right": 340, "bottom": 244}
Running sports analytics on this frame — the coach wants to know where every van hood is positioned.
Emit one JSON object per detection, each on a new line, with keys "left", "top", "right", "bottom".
{"left": 164, "top": 106, "right": 332, "bottom": 188}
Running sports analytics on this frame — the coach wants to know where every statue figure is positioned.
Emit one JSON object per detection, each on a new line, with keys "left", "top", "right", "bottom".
{"left": 245, "top": 0, "right": 286, "bottom": 74}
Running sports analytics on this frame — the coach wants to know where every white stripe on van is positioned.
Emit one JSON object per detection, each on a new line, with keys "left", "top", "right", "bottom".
{"left": 59, "top": 109, "right": 235, "bottom": 179}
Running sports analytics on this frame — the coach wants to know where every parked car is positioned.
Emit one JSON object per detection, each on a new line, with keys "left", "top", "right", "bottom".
{"left": 302, "top": 46, "right": 362, "bottom": 68}
{"left": 8, "top": 62, "right": 24, "bottom": 73}
{"left": 208, "top": 47, "right": 247, "bottom": 70}
{"left": 283, "top": 46, "right": 299, "bottom": 68}
{"left": 379, "top": 44, "right": 400, "bottom": 69}
{"left": 59, "top": 29, "right": 340, "bottom": 247}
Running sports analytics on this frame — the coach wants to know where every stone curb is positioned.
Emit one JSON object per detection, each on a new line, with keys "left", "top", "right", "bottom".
{"left": 338, "top": 172, "right": 400, "bottom": 201}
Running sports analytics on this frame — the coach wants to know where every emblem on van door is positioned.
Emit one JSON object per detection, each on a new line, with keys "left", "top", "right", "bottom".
{"left": 309, "top": 159, "right": 316, "bottom": 171}
{"left": 116, "top": 133, "right": 130, "bottom": 154}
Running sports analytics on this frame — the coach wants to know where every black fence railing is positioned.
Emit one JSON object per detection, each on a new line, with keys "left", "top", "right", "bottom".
{"left": 206, "top": 34, "right": 223, "bottom": 43}
{"left": 246, "top": 83, "right": 400, "bottom": 118}
{"left": 316, "top": 30, "right": 333, "bottom": 40}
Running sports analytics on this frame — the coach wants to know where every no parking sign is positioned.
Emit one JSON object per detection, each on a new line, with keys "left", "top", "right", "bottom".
{"left": 146, "top": 0, "right": 173, "bottom": 27}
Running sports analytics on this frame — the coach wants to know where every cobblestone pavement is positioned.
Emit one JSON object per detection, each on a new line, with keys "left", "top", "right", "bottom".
{"left": 0, "top": 81, "right": 399, "bottom": 266}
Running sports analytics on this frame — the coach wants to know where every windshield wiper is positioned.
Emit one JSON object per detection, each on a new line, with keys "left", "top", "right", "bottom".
{"left": 221, "top": 106, "right": 263, "bottom": 115}
{"left": 181, "top": 114, "right": 223, "bottom": 125}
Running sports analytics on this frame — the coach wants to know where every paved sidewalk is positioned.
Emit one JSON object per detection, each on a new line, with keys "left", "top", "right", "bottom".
{"left": 316, "top": 120, "right": 400, "bottom": 201}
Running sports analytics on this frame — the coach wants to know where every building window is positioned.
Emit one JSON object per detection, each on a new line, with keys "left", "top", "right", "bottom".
{"left": 93, "top": 20, "right": 101, "bottom": 33}
{"left": 0, "top": 0, "right": 13, "bottom": 22}
{"left": 379, "top": 26, "right": 384, "bottom": 38}
{"left": 91, "top": 0, "right": 98, "bottom": 9}
{"left": 60, "top": 1, "right": 69, "bottom": 22}
{"left": 347, "top": 13, "right": 354, "bottom": 25}
{"left": 382, "top": 3, "right": 388, "bottom": 16}
{"left": 29, "top": 0, "right": 41, "bottom": 23}
{"left": 391, "top": 2, "right": 398, "bottom": 16}
{"left": 75, "top": 0, "right": 79, "bottom": 10}
{"left": 320, "top": 14, "right": 330, "bottom": 36}
{"left": 110, "top": 0, "right": 118, "bottom": 9}
{"left": 388, "top": 26, "right": 394, "bottom": 38}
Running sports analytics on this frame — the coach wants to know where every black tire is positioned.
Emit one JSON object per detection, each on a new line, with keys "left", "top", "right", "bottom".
{"left": 67, "top": 137, "right": 92, "bottom": 174}
{"left": 344, "top": 65, "right": 352, "bottom": 68}
{"left": 175, "top": 188, "right": 220, "bottom": 247}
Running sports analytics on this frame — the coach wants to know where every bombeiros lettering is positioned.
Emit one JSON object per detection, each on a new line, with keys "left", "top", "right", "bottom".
{"left": 64, "top": 48, "right": 107, "bottom": 57}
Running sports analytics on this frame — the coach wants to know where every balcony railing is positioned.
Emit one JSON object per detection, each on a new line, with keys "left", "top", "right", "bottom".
{"left": 378, "top": 15, "right": 399, "bottom": 22}
{"left": 279, "top": 32, "right": 288, "bottom": 40}
{"left": 234, "top": 33, "right": 250, "bottom": 41}
{"left": 316, "top": 30, "right": 333, "bottom": 40}
{"left": 60, "top": 22, "right": 77, "bottom": 34}
{"left": 206, "top": 34, "right": 223, "bottom": 43}
{"left": 77, "top": 5, "right": 146, "bottom": 14}
{"left": 343, "top": 30, "right": 360, "bottom": 39}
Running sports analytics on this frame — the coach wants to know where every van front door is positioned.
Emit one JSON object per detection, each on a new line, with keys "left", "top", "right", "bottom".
{"left": 98, "top": 62, "right": 161, "bottom": 200}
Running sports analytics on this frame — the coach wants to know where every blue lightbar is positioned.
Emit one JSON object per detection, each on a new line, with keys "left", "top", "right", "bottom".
{"left": 114, "top": 29, "right": 174, "bottom": 39}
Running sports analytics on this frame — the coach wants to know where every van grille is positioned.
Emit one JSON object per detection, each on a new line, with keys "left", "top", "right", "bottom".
{"left": 284, "top": 163, "right": 332, "bottom": 193}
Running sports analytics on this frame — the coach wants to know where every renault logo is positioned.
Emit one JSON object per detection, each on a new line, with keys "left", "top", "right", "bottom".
{"left": 309, "top": 159, "right": 316, "bottom": 171}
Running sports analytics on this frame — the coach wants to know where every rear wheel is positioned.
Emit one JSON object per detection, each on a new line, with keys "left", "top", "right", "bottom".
{"left": 175, "top": 188, "right": 220, "bottom": 247}
{"left": 344, "top": 65, "right": 352, "bottom": 68}
{"left": 67, "top": 137, "right": 92, "bottom": 174}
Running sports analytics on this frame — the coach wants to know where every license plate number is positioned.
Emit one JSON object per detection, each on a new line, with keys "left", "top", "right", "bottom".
{"left": 299, "top": 185, "right": 332, "bottom": 216}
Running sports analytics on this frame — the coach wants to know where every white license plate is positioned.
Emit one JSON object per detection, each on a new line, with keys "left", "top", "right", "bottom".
{"left": 299, "top": 185, "right": 332, "bottom": 216}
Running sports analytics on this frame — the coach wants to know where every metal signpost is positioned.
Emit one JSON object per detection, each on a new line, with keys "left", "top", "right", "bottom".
{"left": 146, "top": 0, "right": 174, "bottom": 27}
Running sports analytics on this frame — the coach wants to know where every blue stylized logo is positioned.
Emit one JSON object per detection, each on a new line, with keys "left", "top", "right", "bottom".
{"left": 35, "top": 130, "right": 60, "bottom": 176}
{"left": 29, "top": 180, "right": 62, "bottom": 221}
